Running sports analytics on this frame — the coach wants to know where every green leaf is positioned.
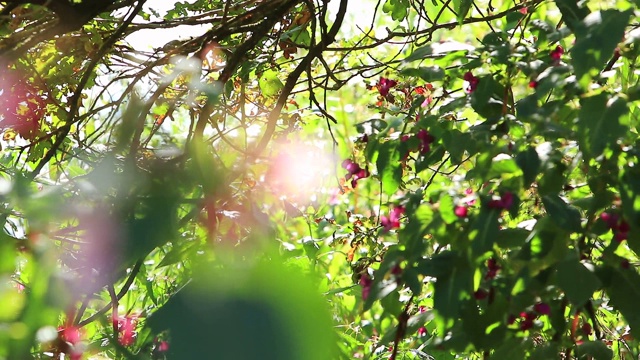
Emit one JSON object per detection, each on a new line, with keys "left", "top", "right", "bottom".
{"left": 382, "top": 0, "right": 409, "bottom": 21}
{"left": 575, "top": 341, "right": 613, "bottom": 360}
{"left": 324, "top": 285, "right": 357, "bottom": 296}
{"left": 115, "top": 94, "right": 143, "bottom": 152}
{"left": 470, "top": 209, "right": 500, "bottom": 256}
{"left": 470, "top": 76, "right": 504, "bottom": 119}
{"left": 517, "top": 218, "right": 569, "bottom": 276}
{"left": 488, "top": 155, "right": 522, "bottom": 179}
{"left": 577, "top": 94, "right": 627, "bottom": 159}
{"left": 542, "top": 195, "right": 582, "bottom": 233}
{"left": 555, "top": 258, "right": 601, "bottom": 305}
{"left": 401, "top": 204, "right": 435, "bottom": 256}
{"left": 363, "top": 249, "right": 404, "bottom": 310}
{"left": 415, "top": 251, "right": 456, "bottom": 278}
{"left": 288, "top": 27, "right": 311, "bottom": 46}
{"left": 404, "top": 41, "right": 474, "bottom": 62}
{"left": 496, "top": 228, "right": 530, "bottom": 248}
{"left": 442, "top": 129, "right": 471, "bottom": 163}
{"left": 461, "top": 297, "right": 508, "bottom": 349}
{"left": 530, "top": 343, "right": 561, "bottom": 360}
{"left": 415, "top": 145, "right": 446, "bottom": 173}
{"left": 376, "top": 141, "right": 402, "bottom": 195}
{"left": 554, "top": 0, "right": 591, "bottom": 33}
{"left": 147, "top": 259, "right": 337, "bottom": 360}
{"left": 516, "top": 147, "right": 541, "bottom": 188}
{"left": 400, "top": 66, "right": 445, "bottom": 82}
{"left": 439, "top": 194, "right": 458, "bottom": 224}
{"left": 258, "top": 69, "right": 284, "bottom": 97}
{"left": 455, "top": 0, "right": 473, "bottom": 24}
{"left": 571, "top": 10, "right": 632, "bottom": 79}
{"left": 434, "top": 258, "right": 472, "bottom": 320}
{"left": 157, "top": 243, "right": 194, "bottom": 268}
{"left": 619, "top": 166, "right": 640, "bottom": 221}
{"left": 607, "top": 267, "right": 640, "bottom": 339}
{"left": 492, "top": 338, "right": 528, "bottom": 359}
{"left": 538, "top": 160, "right": 567, "bottom": 195}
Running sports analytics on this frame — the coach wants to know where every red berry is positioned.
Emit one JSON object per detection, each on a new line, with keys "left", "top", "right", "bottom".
{"left": 520, "top": 319, "right": 534, "bottom": 331}
{"left": 601, "top": 212, "right": 619, "bottom": 229}
{"left": 454, "top": 205, "right": 468, "bottom": 218}
{"left": 615, "top": 231, "right": 628, "bottom": 242}
{"left": 550, "top": 45, "right": 564, "bottom": 62}
{"left": 581, "top": 323, "right": 592, "bottom": 336}
{"left": 487, "top": 258, "right": 499, "bottom": 270}
{"left": 533, "top": 302, "right": 550, "bottom": 315}
{"left": 417, "top": 327, "right": 427, "bottom": 336}
{"left": 474, "top": 289, "right": 488, "bottom": 300}
{"left": 391, "top": 264, "right": 402, "bottom": 275}
{"left": 619, "top": 220, "right": 630, "bottom": 233}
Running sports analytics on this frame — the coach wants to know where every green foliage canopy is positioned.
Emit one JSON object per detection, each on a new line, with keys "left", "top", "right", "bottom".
{"left": 1, "top": 0, "right": 640, "bottom": 359}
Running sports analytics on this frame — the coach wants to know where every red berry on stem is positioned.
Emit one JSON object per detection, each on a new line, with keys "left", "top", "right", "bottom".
{"left": 454, "top": 205, "right": 468, "bottom": 218}
{"left": 418, "top": 327, "right": 427, "bottom": 336}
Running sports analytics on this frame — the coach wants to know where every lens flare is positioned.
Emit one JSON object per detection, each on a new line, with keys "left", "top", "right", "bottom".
{"left": 264, "top": 140, "right": 333, "bottom": 202}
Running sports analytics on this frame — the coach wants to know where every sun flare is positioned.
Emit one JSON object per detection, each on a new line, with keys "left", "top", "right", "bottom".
{"left": 264, "top": 140, "right": 334, "bottom": 202}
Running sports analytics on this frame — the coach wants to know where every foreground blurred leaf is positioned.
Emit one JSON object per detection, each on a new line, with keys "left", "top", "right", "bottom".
{"left": 147, "top": 256, "right": 336, "bottom": 360}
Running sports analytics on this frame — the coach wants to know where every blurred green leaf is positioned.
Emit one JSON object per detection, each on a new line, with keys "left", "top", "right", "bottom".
{"left": 147, "top": 257, "right": 337, "bottom": 360}
{"left": 575, "top": 341, "right": 613, "bottom": 360}
{"left": 555, "top": 257, "right": 601, "bottom": 305}
{"left": 470, "top": 208, "right": 500, "bottom": 257}
{"left": 571, "top": 10, "right": 632, "bottom": 79}
{"left": 607, "top": 266, "right": 640, "bottom": 339}
{"left": 400, "top": 66, "right": 445, "bottom": 82}
{"left": 455, "top": 0, "right": 473, "bottom": 24}
{"left": 577, "top": 94, "right": 627, "bottom": 159}
{"left": 542, "top": 194, "right": 582, "bottom": 233}
{"left": 555, "top": 0, "right": 591, "bottom": 32}
{"left": 516, "top": 147, "right": 541, "bottom": 188}
{"left": 376, "top": 141, "right": 402, "bottom": 195}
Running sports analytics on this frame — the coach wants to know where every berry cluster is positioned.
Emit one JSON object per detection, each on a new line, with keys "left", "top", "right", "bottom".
{"left": 342, "top": 159, "right": 369, "bottom": 188}
{"left": 507, "top": 302, "right": 551, "bottom": 331}
{"left": 487, "top": 191, "right": 514, "bottom": 210}
{"left": 463, "top": 71, "right": 479, "bottom": 93}
{"left": 0, "top": 62, "right": 46, "bottom": 140}
{"left": 485, "top": 258, "right": 500, "bottom": 280}
{"left": 381, "top": 206, "right": 405, "bottom": 231}
{"left": 600, "top": 211, "right": 630, "bottom": 242}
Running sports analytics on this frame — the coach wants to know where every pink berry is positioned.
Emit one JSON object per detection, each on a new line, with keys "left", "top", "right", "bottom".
{"left": 454, "top": 205, "right": 468, "bottom": 218}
